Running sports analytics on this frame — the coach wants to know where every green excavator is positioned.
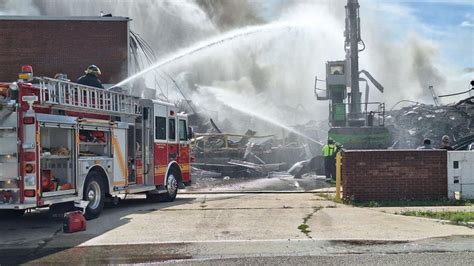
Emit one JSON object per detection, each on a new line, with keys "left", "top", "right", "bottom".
{"left": 314, "top": 0, "right": 391, "bottom": 149}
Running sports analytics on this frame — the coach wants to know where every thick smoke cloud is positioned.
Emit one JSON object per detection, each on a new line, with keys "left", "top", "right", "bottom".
{"left": 0, "top": 0, "right": 462, "bottom": 135}
{"left": 196, "top": 0, "right": 264, "bottom": 30}
{"left": 33, "top": 0, "right": 217, "bottom": 57}
{"left": 361, "top": 30, "right": 447, "bottom": 103}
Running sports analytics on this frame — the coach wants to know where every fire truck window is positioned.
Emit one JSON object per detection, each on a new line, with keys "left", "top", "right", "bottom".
{"left": 179, "top": 119, "right": 187, "bottom": 141}
{"left": 155, "top": 116, "right": 166, "bottom": 140}
{"left": 135, "top": 127, "right": 142, "bottom": 155}
{"left": 169, "top": 118, "right": 176, "bottom": 140}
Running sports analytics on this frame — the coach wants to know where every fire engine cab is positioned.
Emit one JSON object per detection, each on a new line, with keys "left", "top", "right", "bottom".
{"left": 0, "top": 66, "right": 192, "bottom": 219}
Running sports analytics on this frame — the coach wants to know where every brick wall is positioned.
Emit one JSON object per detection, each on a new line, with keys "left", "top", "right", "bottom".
{"left": 342, "top": 150, "right": 447, "bottom": 202}
{"left": 0, "top": 18, "right": 128, "bottom": 84}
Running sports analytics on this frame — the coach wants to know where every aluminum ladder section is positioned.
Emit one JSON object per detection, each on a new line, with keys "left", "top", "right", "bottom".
{"left": 38, "top": 77, "right": 141, "bottom": 116}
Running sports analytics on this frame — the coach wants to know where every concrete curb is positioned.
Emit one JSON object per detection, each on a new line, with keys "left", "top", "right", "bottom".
{"left": 437, "top": 220, "right": 474, "bottom": 228}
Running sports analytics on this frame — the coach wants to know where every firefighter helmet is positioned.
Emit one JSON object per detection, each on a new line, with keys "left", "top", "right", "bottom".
{"left": 85, "top": 65, "right": 101, "bottom": 76}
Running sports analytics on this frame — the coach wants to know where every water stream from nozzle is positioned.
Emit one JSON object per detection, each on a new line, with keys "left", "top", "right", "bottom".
{"left": 198, "top": 86, "right": 324, "bottom": 146}
{"left": 114, "top": 21, "right": 314, "bottom": 88}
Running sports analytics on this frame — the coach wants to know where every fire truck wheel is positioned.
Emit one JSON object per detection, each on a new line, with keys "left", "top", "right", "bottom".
{"left": 0, "top": 209, "right": 25, "bottom": 219}
{"left": 83, "top": 173, "right": 105, "bottom": 220}
{"left": 160, "top": 172, "right": 178, "bottom": 202}
{"left": 146, "top": 192, "right": 161, "bottom": 202}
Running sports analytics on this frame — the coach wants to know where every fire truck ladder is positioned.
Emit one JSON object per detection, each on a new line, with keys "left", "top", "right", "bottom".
{"left": 38, "top": 77, "right": 141, "bottom": 116}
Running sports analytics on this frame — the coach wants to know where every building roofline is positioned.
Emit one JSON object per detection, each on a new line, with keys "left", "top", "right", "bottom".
{"left": 0, "top": 16, "right": 131, "bottom": 22}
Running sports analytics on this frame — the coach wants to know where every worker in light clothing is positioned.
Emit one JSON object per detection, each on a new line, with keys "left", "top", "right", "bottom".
{"left": 439, "top": 135, "right": 454, "bottom": 150}
{"left": 322, "top": 138, "right": 337, "bottom": 181}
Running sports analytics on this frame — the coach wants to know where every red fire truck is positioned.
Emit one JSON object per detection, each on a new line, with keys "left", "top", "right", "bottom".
{"left": 0, "top": 66, "right": 192, "bottom": 219}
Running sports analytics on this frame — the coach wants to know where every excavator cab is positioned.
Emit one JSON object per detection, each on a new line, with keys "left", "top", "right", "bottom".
{"left": 315, "top": 59, "right": 391, "bottom": 149}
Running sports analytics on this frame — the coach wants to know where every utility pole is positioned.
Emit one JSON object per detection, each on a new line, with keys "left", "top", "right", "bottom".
{"left": 345, "top": 0, "right": 362, "bottom": 120}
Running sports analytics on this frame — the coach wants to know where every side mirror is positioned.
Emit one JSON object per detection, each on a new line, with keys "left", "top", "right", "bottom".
{"left": 187, "top": 126, "right": 194, "bottom": 140}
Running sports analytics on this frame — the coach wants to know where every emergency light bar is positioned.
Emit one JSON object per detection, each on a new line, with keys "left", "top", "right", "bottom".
{"left": 19, "top": 65, "right": 34, "bottom": 81}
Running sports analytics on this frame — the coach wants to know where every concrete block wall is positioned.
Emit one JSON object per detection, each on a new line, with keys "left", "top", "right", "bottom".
{"left": 342, "top": 150, "right": 447, "bottom": 202}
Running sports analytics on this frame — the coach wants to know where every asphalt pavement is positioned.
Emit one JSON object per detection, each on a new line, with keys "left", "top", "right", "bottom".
{"left": 164, "top": 252, "right": 474, "bottom": 266}
{"left": 1, "top": 174, "right": 473, "bottom": 265}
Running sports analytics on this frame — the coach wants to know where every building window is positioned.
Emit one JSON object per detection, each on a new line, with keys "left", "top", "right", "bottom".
{"left": 155, "top": 116, "right": 166, "bottom": 140}
{"left": 330, "top": 65, "right": 344, "bottom": 75}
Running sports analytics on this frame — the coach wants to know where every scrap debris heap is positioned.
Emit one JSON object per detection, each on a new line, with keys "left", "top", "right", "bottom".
{"left": 190, "top": 119, "right": 325, "bottom": 177}
{"left": 386, "top": 95, "right": 474, "bottom": 149}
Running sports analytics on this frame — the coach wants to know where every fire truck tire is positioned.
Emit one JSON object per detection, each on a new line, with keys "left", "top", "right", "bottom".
{"left": 146, "top": 192, "right": 160, "bottom": 202}
{"left": 159, "top": 172, "right": 179, "bottom": 202}
{"left": 83, "top": 172, "right": 105, "bottom": 220}
{"left": 0, "top": 209, "right": 25, "bottom": 219}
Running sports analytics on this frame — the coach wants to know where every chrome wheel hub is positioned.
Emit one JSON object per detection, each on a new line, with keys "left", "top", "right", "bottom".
{"left": 87, "top": 181, "right": 101, "bottom": 209}
{"left": 167, "top": 174, "right": 178, "bottom": 194}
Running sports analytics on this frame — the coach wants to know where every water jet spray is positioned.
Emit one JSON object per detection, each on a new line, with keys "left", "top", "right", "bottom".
{"left": 198, "top": 85, "right": 323, "bottom": 146}
{"left": 113, "top": 21, "right": 317, "bottom": 89}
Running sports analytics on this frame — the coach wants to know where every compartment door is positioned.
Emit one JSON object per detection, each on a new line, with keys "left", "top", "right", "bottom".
{"left": 112, "top": 128, "right": 127, "bottom": 187}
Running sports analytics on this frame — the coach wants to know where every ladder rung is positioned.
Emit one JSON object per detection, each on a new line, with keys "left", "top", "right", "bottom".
{"left": 38, "top": 77, "right": 142, "bottom": 116}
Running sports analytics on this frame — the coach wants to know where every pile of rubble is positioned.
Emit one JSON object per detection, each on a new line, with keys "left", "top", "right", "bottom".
{"left": 386, "top": 96, "right": 474, "bottom": 149}
{"left": 191, "top": 119, "right": 325, "bottom": 177}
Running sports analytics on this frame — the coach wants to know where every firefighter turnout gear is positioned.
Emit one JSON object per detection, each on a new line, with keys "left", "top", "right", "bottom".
{"left": 77, "top": 65, "right": 104, "bottom": 89}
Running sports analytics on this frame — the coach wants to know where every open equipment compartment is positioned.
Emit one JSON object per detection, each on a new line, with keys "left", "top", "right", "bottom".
{"left": 0, "top": 110, "right": 20, "bottom": 203}
{"left": 78, "top": 123, "right": 111, "bottom": 158}
{"left": 38, "top": 114, "right": 77, "bottom": 197}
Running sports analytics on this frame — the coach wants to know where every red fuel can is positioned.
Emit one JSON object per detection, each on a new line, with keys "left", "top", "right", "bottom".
{"left": 63, "top": 211, "right": 86, "bottom": 233}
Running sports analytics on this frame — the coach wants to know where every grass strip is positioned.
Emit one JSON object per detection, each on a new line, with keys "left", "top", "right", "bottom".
{"left": 348, "top": 199, "right": 474, "bottom": 208}
{"left": 401, "top": 210, "right": 474, "bottom": 223}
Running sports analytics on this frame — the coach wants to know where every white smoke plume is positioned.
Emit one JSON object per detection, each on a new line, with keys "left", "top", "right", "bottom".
{"left": 0, "top": 0, "right": 468, "bottom": 135}
{"left": 195, "top": 0, "right": 264, "bottom": 30}
{"left": 0, "top": 0, "right": 40, "bottom": 15}
{"left": 33, "top": 0, "right": 217, "bottom": 57}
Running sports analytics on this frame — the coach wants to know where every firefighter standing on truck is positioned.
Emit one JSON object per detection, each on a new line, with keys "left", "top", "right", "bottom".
{"left": 322, "top": 138, "right": 337, "bottom": 181}
{"left": 77, "top": 64, "right": 104, "bottom": 143}
{"left": 77, "top": 65, "right": 104, "bottom": 89}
